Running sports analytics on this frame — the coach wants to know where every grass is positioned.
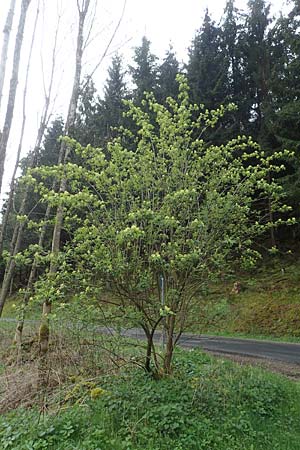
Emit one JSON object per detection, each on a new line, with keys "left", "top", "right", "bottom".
{"left": 186, "top": 259, "right": 300, "bottom": 340}
{"left": 2, "top": 274, "right": 300, "bottom": 450}
{"left": 1, "top": 348, "right": 300, "bottom": 450}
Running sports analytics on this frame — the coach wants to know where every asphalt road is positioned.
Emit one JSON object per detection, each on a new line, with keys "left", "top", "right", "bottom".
{"left": 120, "top": 328, "right": 300, "bottom": 365}
{"left": 2, "top": 319, "right": 300, "bottom": 365}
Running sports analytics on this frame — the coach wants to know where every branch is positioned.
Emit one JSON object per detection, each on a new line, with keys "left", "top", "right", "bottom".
{"left": 83, "top": 0, "right": 127, "bottom": 84}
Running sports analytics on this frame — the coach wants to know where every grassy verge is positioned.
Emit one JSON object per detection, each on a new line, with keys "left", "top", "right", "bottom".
{"left": 1, "top": 348, "right": 300, "bottom": 450}
{"left": 186, "top": 260, "right": 300, "bottom": 340}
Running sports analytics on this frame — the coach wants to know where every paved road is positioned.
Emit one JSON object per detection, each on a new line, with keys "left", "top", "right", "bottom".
{"left": 119, "top": 328, "right": 300, "bottom": 365}
{"left": 2, "top": 318, "right": 300, "bottom": 365}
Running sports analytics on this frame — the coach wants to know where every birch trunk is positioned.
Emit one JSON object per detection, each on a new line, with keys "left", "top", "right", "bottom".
{"left": 0, "top": 0, "right": 16, "bottom": 112}
{"left": 7, "top": 8, "right": 62, "bottom": 347}
{"left": 0, "top": 1, "right": 60, "bottom": 318}
{"left": 0, "top": 2, "right": 39, "bottom": 255}
{"left": 0, "top": 0, "right": 31, "bottom": 194}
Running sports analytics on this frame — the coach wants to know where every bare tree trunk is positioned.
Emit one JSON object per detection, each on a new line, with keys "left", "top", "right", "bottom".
{"left": 0, "top": 218, "right": 26, "bottom": 316}
{"left": 0, "top": 0, "right": 31, "bottom": 194}
{"left": 0, "top": 0, "right": 16, "bottom": 112}
{"left": 14, "top": 8, "right": 67, "bottom": 353}
{"left": 0, "top": 2, "right": 39, "bottom": 255}
{"left": 0, "top": 1, "right": 61, "bottom": 319}
{"left": 39, "top": 0, "right": 91, "bottom": 355}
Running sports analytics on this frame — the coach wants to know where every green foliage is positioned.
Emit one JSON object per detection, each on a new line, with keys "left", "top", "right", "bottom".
{"left": 1, "top": 350, "right": 300, "bottom": 449}
{"left": 27, "top": 75, "right": 291, "bottom": 372}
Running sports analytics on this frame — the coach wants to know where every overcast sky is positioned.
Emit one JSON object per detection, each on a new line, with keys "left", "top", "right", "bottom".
{"left": 0, "top": 0, "right": 288, "bottom": 200}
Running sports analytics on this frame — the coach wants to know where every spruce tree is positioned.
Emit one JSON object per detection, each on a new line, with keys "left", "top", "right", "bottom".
{"left": 100, "top": 54, "right": 127, "bottom": 141}
{"left": 187, "top": 9, "right": 229, "bottom": 109}
{"left": 268, "top": 2, "right": 300, "bottom": 235}
{"left": 157, "top": 45, "right": 180, "bottom": 103}
{"left": 130, "top": 36, "right": 158, "bottom": 102}
{"left": 222, "top": 0, "right": 249, "bottom": 135}
{"left": 242, "top": 0, "right": 272, "bottom": 141}
{"left": 73, "top": 77, "right": 99, "bottom": 147}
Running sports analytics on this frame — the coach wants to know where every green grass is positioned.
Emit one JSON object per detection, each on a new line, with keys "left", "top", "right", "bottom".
{"left": 186, "top": 260, "right": 300, "bottom": 340}
{"left": 1, "top": 349, "right": 300, "bottom": 450}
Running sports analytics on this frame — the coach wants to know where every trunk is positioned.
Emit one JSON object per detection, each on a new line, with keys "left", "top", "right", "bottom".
{"left": 14, "top": 203, "right": 52, "bottom": 346}
{"left": 267, "top": 173, "right": 276, "bottom": 248}
{"left": 269, "top": 200, "right": 276, "bottom": 248}
{"left": 0, "top": 0, "right": 31, "bottom": 193}
{"left": 0, "top": 220, "right": 25, "bottom": 316}
{"left": 0, "top": 0, "right": 16, "bottom": 112}
{"left": 39, "top": 301, "right": 51, "bottom": 354}
{"left": 0, "top": 2, "right": 59, "bottom": 318}
{"left": 49, "top": 0, "right": 87, "bottom": 263}
{"left": 40, "top": 0, "right": 91, "bottom": 355}
{"left": 163, "top": 314, "right": 176, "bottom": 374}
{"left": 145, "top": 334, "right": 152, "bottom": 373}
{"left": 9, "top": 275, "right": 14, "bottom": 296}
{"left": 0, "top": 2, "right": 39, "bottom": 255}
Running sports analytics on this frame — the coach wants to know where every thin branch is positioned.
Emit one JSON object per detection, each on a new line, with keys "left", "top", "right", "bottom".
{"left": 84, "top": 0, "right": 127, "bottom": 83}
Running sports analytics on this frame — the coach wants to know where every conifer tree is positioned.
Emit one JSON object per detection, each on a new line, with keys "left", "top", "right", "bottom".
{"left": 222, "top": 0, "right": 249, "bottom": 135}
{"left": 100, "top": 54, "right": 127, "bottom": 141}
{"left": 157, "top": 45, "right": 180, "bottom": 103}
{"left": 268, "top": 2, "right": 300, "bottom": 234}
{"left": 130, "top": 36, "right": 158, "bottom": 102}
{"left": 187, "top": 10, "right": 229, "bottom": 109}
{"left": 242, "top": 0, "right": 272, "bottom": 141}
{"left": 73, "top": 78, "right": 99, "bottom": 146}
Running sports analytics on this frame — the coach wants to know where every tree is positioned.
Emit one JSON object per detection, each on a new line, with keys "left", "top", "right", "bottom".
{"left": 0, "top": 0, "right": 16, "bottom": 112}
{"left": 157, "top": 45, "right": 180, "bottom": 103}
{"left": 267, "top": 2, "right": 300, "bottom": 238}
{"left": 221, "top": 0, "right": 249, "bottom": 136}
{"left": 38, "top": 0, "right": 93, "bottom": 356}
{"left": 187, "top": 10, "right": 229, "bottom": 109}
{"left": 29, "top": 76, "right": 290, "bottom": 374}
{"left": 100, "top": 54, "right": 127, "bottom": 142}
{"left": 0, "top": 0, "right": 32, "bottom": 194}
{"left": 0, "top": 2, "right": 40, "bottom": 256}
{"left": 0, "top": 4, "right": 61, "bottom": 319}
{"left": 242, "top": 0, "right": 272, "bottom": 140}
{"left": 72, "top": 77, "right": 99, "bottom": 147}
{"left": 130, "top": 36, "right": 158, "bottom": 103}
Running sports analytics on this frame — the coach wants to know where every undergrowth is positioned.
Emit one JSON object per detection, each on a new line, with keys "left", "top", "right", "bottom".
{"left": 1, "top": 349, "right": 300, "bottom": 450}
{"left": 187, "top": 260, "right": 300, "bottom": 338}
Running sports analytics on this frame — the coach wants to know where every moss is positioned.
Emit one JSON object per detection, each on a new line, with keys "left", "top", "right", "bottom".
{"left": 38, "top": 323, "right": 49, "bottom": 341}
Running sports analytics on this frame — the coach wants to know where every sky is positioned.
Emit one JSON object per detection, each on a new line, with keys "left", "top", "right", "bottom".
{"left": 0, "top": 0, "right": 288, "bottom": 201}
